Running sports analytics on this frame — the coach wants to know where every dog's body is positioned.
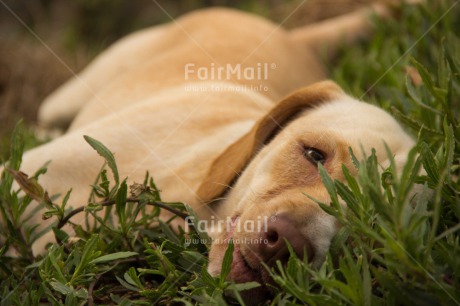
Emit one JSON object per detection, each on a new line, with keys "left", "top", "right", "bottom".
{"left": 2, "top": 4, "right": 416, "bottom": 297}
{"left": 21, "top": 7, "right": 329, "bottom": 255}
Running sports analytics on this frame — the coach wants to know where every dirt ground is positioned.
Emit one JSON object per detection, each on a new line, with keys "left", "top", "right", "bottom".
{"left": 0, "top": 0, "right": 373, "bottom": 153}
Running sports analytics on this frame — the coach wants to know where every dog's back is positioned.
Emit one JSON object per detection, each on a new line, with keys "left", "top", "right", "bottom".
{"left": 38, "top": 8, "right": 328, "bottom": 131}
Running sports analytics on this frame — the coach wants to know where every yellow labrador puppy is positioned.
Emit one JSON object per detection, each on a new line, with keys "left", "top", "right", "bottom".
{"left": 2, "top": 3, "right": 414, "bottom": 294}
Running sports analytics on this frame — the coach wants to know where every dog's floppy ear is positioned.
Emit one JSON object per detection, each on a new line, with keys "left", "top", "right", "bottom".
{"left": 196, "top": 80, "right": 345, "bottom": 203}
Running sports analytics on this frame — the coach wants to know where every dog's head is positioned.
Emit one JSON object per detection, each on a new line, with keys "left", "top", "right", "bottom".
{"left": 197, "top": 81, "right": 414, "bottom": 294}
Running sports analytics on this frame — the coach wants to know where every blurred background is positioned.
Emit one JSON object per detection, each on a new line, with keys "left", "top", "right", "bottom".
{"left": 0, "top": 0, "right": 374, "bottom": 154}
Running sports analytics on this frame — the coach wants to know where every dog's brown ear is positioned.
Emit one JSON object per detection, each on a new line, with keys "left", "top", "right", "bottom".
{"left": 196, "top": 80, "right": 345, "bottom": 203}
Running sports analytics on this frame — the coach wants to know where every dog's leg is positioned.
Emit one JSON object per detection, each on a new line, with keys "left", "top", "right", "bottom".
{"left": 288, "top": 2, "right": 411, "bottom": 58}
{"left": 37, "top": 25, "right": 170, "bottom": 131}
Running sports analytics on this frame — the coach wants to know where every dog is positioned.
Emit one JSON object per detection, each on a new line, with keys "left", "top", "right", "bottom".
{"left": 1, "top": 2, "right": 417, "bottom": 300}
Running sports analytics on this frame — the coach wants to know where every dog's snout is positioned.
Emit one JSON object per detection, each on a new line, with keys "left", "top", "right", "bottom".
{"left": 257, "top": 215, "right": 313, "bottom": 265}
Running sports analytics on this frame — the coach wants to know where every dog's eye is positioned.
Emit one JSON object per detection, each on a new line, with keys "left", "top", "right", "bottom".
{"left": 303, "top": 147, "right": 326, "bottom": 165}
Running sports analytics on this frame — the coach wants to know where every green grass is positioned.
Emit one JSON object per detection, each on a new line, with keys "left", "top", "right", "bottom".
{"left": 1, "top": 1, "right": 459, "bottom": 305}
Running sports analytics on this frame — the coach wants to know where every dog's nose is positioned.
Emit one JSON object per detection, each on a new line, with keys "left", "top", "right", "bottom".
{"left": 257, "top": 215, "right": 313, "bottom": 265}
